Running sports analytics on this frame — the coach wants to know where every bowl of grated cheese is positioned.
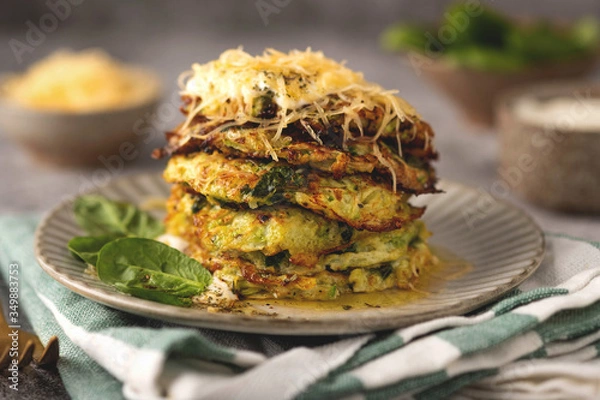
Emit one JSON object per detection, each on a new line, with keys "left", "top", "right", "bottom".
{"left": 0, "top": 49, "right": 161, "bottom": 166}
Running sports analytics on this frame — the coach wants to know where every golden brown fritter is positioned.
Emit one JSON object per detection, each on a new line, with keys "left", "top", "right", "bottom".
{"left": 165, "top": 184, "right": 437, "bottom": 301}
{"left": 164, "top": 151, "right": 425, "bottom": 231}
{"left": 158, "top": 129, "right": 436, "bottom": 193}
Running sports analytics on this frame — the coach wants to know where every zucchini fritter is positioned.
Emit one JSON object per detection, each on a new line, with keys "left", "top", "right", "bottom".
{"left": 166, "top": 184, "right": 437, "bottom": 300}
{"left": 157, "top": 48, "right": 440, "bottom": 301}
{"left": 160, "top": 127, "right": 437, "bottom": 193}
{"left": 164, "top": 151, "right": 424, "bottom": 231}
{"left": 167, "top": 184, "right": 353, "bottom": 262}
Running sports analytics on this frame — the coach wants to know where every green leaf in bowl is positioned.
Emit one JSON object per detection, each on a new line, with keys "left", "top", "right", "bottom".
{"left": 445, "top": 46, "right": 527, "bottom": 72}
{"left": 444, "top": 3, "right": 512, "bottom": 50}
{"left": 508, "top": 22, "right": 582, "bottom": 64}
{"left": 380, "top": 24, "right": 429, "bottom": 53}
{"left": 381, "top": 2, "right": 600, "bottom": 73}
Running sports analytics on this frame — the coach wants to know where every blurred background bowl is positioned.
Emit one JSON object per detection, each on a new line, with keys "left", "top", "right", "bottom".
{"left": 0, "top": 74, "right": 161, "bottom": 167}
{"left": 497, "top": 81, "right": 600, "bottom": 213}
{"left": 419, "top": 53, "right": 598, "bottom": 127}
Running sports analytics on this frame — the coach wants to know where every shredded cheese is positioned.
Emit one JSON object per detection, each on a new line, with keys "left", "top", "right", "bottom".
{"left": 2, "top": 49, "right": 160, "bottom": 112}
{"left": 372, "top": 142, "right": 397, "bottom": 192}
{"left": 178, "top": 48, "right": 419, "bottom": 154}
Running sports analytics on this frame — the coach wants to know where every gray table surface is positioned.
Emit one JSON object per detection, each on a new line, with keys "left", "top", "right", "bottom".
{"left": 0, "top": 26, "right": 599, "bottom": 400}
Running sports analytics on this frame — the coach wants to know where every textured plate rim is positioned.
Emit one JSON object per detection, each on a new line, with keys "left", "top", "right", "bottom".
{"left": 34, "top": 175, "right": 545, "bottom": 335}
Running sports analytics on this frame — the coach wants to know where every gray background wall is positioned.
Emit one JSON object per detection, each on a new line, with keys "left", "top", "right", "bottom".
{"left": 2, "top": 0, "right": 599, "bottom": 71}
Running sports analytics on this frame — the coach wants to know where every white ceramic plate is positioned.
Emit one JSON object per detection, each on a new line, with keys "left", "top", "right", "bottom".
{"left": 34, "top": 174, "right": 545, "bottom": 335}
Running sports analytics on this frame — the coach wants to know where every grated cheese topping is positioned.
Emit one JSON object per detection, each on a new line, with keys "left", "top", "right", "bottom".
{"left": 178, "top": 48, "right": 419, "bottom": 147}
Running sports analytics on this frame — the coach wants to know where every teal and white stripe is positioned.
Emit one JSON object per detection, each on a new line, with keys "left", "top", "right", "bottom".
{"left": 1, "top": 216, "right": 599, "bottom": 400}
{"left": 301, "top": 236, "right": 600, "bottom": 400}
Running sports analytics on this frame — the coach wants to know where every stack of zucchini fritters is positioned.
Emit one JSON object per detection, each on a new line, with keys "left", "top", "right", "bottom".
{"left": 156, "top": 49, "right": 439, "bottom": 301}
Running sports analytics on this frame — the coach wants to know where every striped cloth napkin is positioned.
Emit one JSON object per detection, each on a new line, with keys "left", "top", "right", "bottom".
{"left": 1, "top": 215, "right": 599, "bottom": 400}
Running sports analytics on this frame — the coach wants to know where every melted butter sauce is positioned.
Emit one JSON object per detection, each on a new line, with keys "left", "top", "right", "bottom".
{"left": 240, "top": 246, "right": 471, "bottom": 313}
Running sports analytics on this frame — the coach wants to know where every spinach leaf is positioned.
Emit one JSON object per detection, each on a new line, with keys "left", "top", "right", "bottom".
{"left": 190, "top": 194, "right": 207, "bottom": 214}
{"left": 73, "top": 195, "right": 164, "bottom": 238}
{"left": 264, "top": 250, "right": 290, "bottom": 268}
{"left": 379, "top": 264, "right": 394, "bottom": 280}
{"left": 68, "top": 234, "right": 121, "bottom": 266}
{"left": 96, "top": 238, "right": 212, "bottom": 307}
{"left": 251, "top": 91, "right": 278, "bottom": 119}
{"left": 68, "top": 196, "right": 212, "bottom": 307}
{"left": 251, "top": 166, "right": 305, "bottom": 199}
